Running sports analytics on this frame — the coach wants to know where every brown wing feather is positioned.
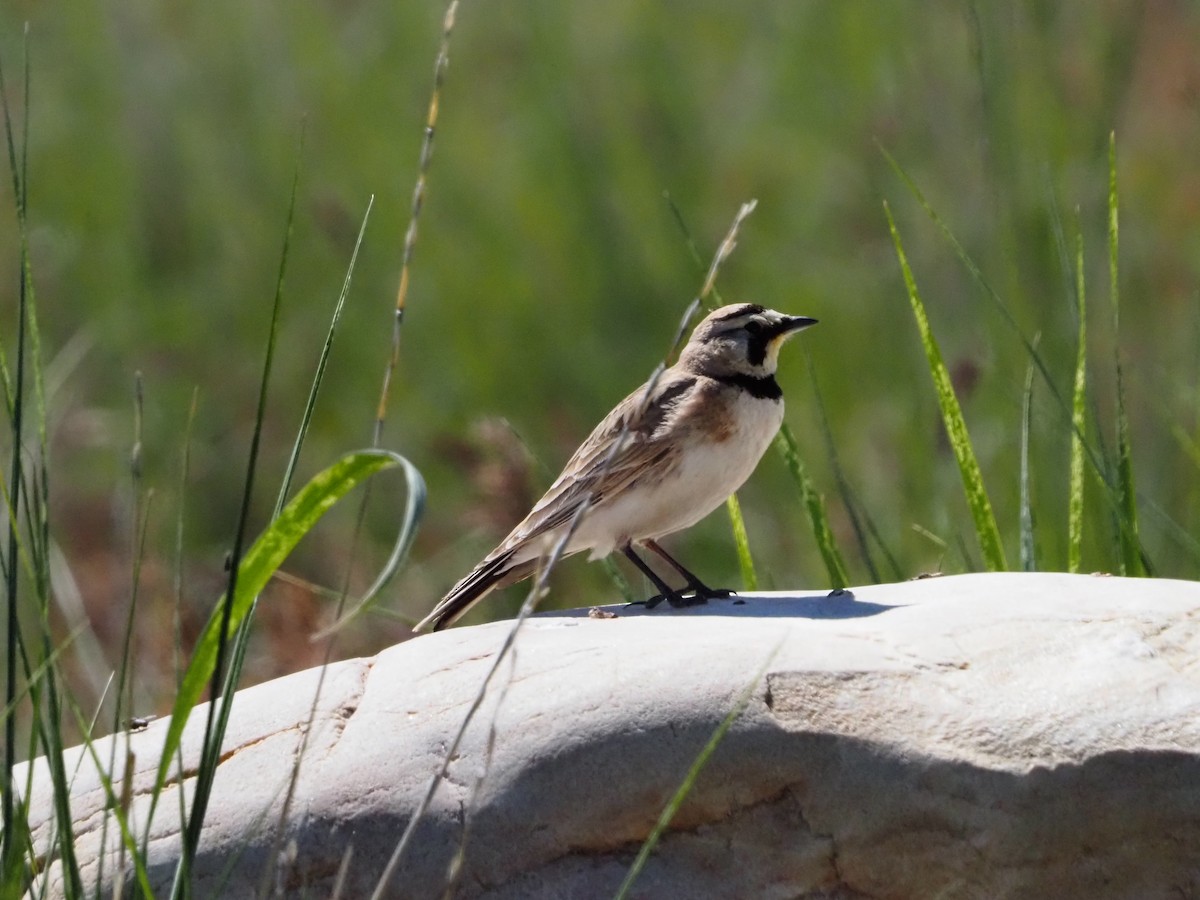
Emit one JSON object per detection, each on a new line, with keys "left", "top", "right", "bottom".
{"left": 498, "top": 372, "right": 698, "bottom": 550}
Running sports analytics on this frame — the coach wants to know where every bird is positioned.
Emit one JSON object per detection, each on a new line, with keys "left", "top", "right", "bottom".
{"left": 414, "top": 302, "right": 817, "bottom": 632}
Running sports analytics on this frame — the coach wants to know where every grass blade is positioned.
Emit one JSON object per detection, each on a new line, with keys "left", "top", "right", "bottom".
{"left": 165, "top": 388, "right": 200, "bottom": 860}
{"left": 98, "top": 382, "right": 153, "bottom": 893}
{"left": 879, "top": 143, "right": 1061, "bottom": 405}
{"left": 173, "top": 132, "right": 307, "bottom": 891}
{"left": 881, "top": 144, "right": 1165, "bottom": 572}
{"left": 371, "top": 202, "right": 757, "bottom": 897}
{"left": 277, "top": 196, "right": 374, "bottom": 514}
{"left": 158, "top": 448, "right": 425, "bottom": 893}
{"left": 299, "top": 451, "right": 427, "bottom": 640}
{"left": 725, "top": 494, "right": 757, "bottom": 590}
{"left": 51, "top": 689, "right": 157, "bottom": 898}
{"left": 663, "top": 192, "right": 776, "bottom": 582}
{"left": 1107, "top": 134, "right": 1146, "bottom": 577}
{"left": 253, "top": 197, "right": 375, "bottom": 891}
{"left": 1019, "top": 355, "right": 1037, "bottom": 571}
{"left": 0, "top": 36, "right": 29, "bottom": 886}
{"left": 149, "top": 451, "right": 416, "bottom": 803}
{"left": 0, "top": 35, "right": 85, "bottom": 895}
{"left": 775, "top": 424, "right": 848, "bottom": 589}
{"left": 371, "top": 488, "right": 586, "bottom": 899}
{"left": 374, "top": 0, "right": 459, "bottom": 446}
{"left": 884, "top": 201, "right": 1008, "bottom": 571}
{"left": 806, "top": 352, "right": 898, "bottom": 582}
{"left": 1068, "top": 228, "right": 1088, "bottom": 573}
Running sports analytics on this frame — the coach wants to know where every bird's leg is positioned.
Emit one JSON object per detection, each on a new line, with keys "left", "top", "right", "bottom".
{"left": 642, "top": 539, "right": 734, "bottom": 601}
{"left": 621, "top": 545, "right": 690, "bottom": 609}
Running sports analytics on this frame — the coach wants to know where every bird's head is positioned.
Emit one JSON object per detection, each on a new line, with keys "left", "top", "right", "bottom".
{"left": 680, "top": 303, "right": 817, "bottom": 377}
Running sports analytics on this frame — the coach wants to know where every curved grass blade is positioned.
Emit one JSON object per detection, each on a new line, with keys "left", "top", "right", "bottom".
{"left": 150, "top": 450, "right": 419, "bottom": 799}
{"left": 884, "top": 201, "right": 1008, "bottom": 571}
{"left": 307, "top": 451, "right": 427, "bottom": 640}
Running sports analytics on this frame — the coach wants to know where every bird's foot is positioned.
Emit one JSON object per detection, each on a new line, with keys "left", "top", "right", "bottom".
{"left": 694, "top": 586, "right": 735, "bottom": 601}
{"left": 667, "top": 591, "right": 709, "bottom": 608}
{"left": 639, "top": 585, "right": 735, "bottom": 609}
{"left": 637, "top": 590, "right": 685, "bottom": 610}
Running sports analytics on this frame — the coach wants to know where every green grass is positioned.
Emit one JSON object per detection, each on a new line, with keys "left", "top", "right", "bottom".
{"left": 2, "top": 3, "right": 1196, "bottom": 629}
{"left": 1, "top": 41, "right": 426, "bottom": 894}
{"left": 1106, "top": 134, "right": 1147, "bottom": 578}
{"left": 3, "top": 2, "right": 1200, "bottom": 896}
{"left": 1068, "top": 227, "right": 1088, "bottom": 573}
{"left": 776, "top": 423, "right": 850, "bottom": 588}
{"left": 885, "top": 200, "right": 1008, "bottom": 572}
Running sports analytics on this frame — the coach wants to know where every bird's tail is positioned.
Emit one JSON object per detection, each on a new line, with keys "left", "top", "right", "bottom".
{"left": 413, "top": 549, "right": 536, "bottom": 633}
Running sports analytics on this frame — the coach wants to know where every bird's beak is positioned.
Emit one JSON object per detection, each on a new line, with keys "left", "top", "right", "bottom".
{"left": 774, "top": 315, "right": 818, "bottom": 338}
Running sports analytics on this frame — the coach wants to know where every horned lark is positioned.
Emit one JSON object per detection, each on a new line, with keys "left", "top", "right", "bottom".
{"left": 415, "top": 303, "right": 817, "bottom": 632}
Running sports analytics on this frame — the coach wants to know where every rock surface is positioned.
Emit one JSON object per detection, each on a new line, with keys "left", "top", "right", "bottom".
{"left": 19, "top": 572, "right": 1200, "bottom": 898}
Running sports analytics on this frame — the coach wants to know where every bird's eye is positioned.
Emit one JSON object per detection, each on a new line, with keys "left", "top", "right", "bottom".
{"left": 743, "top": 320, "right": 764, "bottom": 337}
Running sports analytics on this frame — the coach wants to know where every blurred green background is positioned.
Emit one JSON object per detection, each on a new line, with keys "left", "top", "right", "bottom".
{"left": 1, "top": 2, "right": 1198, "bottom": 711}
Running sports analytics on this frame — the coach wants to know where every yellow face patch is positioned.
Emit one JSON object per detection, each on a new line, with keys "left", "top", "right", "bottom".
{"left": 764, "top": 332, "right": 793, "bottom": 369}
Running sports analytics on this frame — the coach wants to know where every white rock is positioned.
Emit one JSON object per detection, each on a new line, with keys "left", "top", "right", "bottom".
{"left": 19, "top": 572, "right": 1200, "bottom": 898}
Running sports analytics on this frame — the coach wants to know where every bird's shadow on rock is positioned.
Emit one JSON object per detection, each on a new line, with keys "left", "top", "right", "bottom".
{"left": 550, "top": 590, "right": 897, "bottom": 622}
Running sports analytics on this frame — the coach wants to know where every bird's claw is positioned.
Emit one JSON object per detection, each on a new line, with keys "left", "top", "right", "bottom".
{"left": 637, "top": 586, "right": 735, "bottom": 609}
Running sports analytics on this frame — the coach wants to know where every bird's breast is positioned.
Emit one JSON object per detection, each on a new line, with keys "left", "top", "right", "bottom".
{"left": 576, "top": 393, "right": 785, "bottom": 558}
{"left": 666, "top": 392, "right": 784, "bottom": 503}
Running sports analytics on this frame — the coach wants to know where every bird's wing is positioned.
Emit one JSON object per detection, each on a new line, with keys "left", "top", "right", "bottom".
{"left": 499, "top": 371, "right": 700, "bottom": 548}
{"left": 414, "top": 370, "right": 701, "bottom": 632}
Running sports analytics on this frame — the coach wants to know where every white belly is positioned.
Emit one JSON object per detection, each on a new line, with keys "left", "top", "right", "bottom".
{"left": 570, "top": 396, "right": 784, "bottom": 559}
